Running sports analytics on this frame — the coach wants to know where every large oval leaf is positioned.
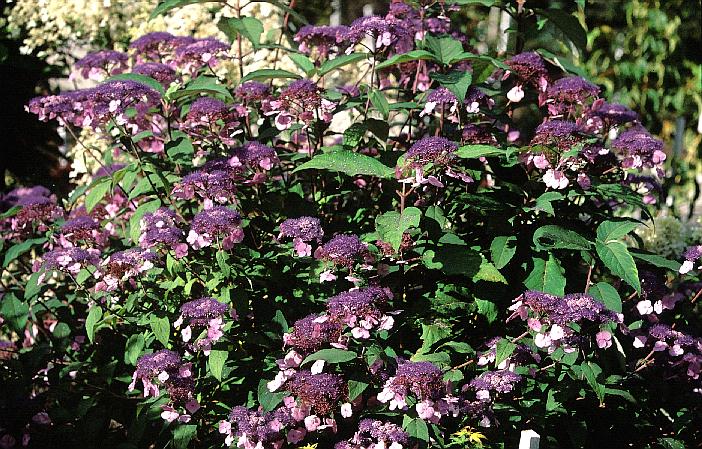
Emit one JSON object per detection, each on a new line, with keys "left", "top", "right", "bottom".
{"left": 293, "top": 151, "right": 394, "bottom": 178}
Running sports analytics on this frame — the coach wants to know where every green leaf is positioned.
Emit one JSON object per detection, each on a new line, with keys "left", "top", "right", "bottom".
{"left": 150, "top": 315, "right": 170, "bottom": 347}
{"left": 288, "top": 53, "right": 316, "bottom": 76}
{"left": 166, "top": 134, "right": 195, "bottom": 162}
{"left": 209, "top": 349, "right": 228, "bottom": 381}
{"left": 129, "top": 200, "right": 161, "bottom": 244}
{"left": 376, "top": 207, "right": 421, "bottom": 251}
{"left": 375, "top": 50, "right": 437, "bottom": 70}
{"left": 170, "top": 76, "right": 233, "bottom": 101}
{"left": 588, "top": 282, "right": 622, "bottom": 313}
{"left": 524, "top": 255, "right": 566, "bottom": 295}
{"left": 172, "top": 424, "right": 197, "bottom": 449}
{"left": 473, "top": 257, "right": 507, "bottom": 284}
{"left": 85, "top": 179, "right": 111, "bottom": 213}
{"left": 343, "top": 123, "right": 367, "bottom": 147}
{"left": 447, "top": 0, "right": 495, "bottom": 5}
{"left": 240, "top": 69, "right": 301, "bottom": 84}
{"left": 490, "top": 236, "right": 517, "bottom": 269}
{"left": 319, "top": 53, "right": 367, "bottom": 77}
{"left": 533, "top": 225, "right": 591, "bottom": 252}
{"left": 293, "top": 150, "right": 394, "bottom": 178}
{"left": 3, "top": 237, "right": 46, "bottom": 267}
{"left": 495, "top": 339, "right": 517, "bottom": 367}
{"left": 24, "top": 272, "right": 42, "bottom": 300}
{"left": 534, "top": 191, "right": 564, "bottom": 215}
{"left": 302, "top": 348, "right": 357, "bottom": 365}
{"left": 125, "top": 334, "right": 145, "bottom": 366}
{"left": 455, "top": 144, "right": 504, "bottom": 159}
{"left": 657, "top": 438, "right": 686, "bottom": 449}
{"left": 475, "top": 298, "right": 498, "bottom": 323}
{"left": 106, "top": 73, "right": 165, "bottom": 96}
{"left": 403, "top": 416, "right": 430, "bottom": 441}
{"left": 0, "top": 293, "right": 29, "bottom": 332}
{"left": 425, "top": 36, "right": 464, "bottom": 65}
{"left": 596, "top": 220, "right": 639, "bottom": 243}
{"left": 150, "top": 0, "right": 203, "bottom": 18}
{"left": 419, "top": 323, "right": 452, "bottom": 354}
{"left": 218, "top": 16, "right": 263, "bottom": 48}
{"left": 595, "top": 240, "right": 641, "bottom": 293}
{"left": 86, "top": 306, "right": 103, "bottom": 343}
{"left": 580, "top": 361, "right": 606, "bottom": 404}
{"left": 348, "top": 380, "right": 369, "bottom": 401}
{"left": 258, "top": 379, "right": 287, "bottom": 412}
{"left": 539, "top": 8, "right": 587, "bottom": 52}
{"left": 630, "top": 250, "right": 681, "bottom": 272}
{"left": 430, "top": 71, "right": 472, "bottom": 101}
{"left": 369, "top": 89, "right": 390, "bottom": 119}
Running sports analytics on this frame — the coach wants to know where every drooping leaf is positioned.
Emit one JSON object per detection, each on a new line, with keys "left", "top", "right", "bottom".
{"left": 319, "top": 53, "right": 367, "bottom": 77}
{"left": 86, "top": 306, "right": 103, "bottom": 343}
{"left": 495, "top": 339, "right": 517, "bottom": 367}
{"left": 240, "top": 69, "right": 301, "bottom": 84}
{"left": 293, "top": 150, "right": 394, "bottom": 178}
{"left": 369, "top": 89, "right": 390, "bottom": 119}
{"left": 218, "top": 16, "right": 264, "bottom": 48}
{"left": 3, "top": 237, "right": 46, "bottom": 268}
{"left": 258, "top": 379, "right": 287, "bottom": 412}
{"left": 209, "top": 349, "right": 228, "bottom": 381}
{"left": 533, "top": 225, "right": 591, "bottom": 252}
{"left": 473, "top": 257, "right": 507, "bottom": 284}
{"left": 455, "top": 144, "right": 504, "bottom": 159}
{"left": 539, "top": 8, "right": 588, "bottom": 52}
{"left": 150, "top": 315, "right": 170, "bottom": 347}
{"left": 588, "top": 282, "right": 623, "bottom": 313}
{"left": 490, "top": 236, "right": 517, "bottom": 269}
{"left": 0, "top": 293, "right": 29, "bottom": 332}
{"left": 347, "top": 380, "right": 369, "bottom": 401}
{"left": 172, "top": 424, "right": 197, "bottom": 449}
{"left": 376, "top": 207, "right": 422, "bottom": 250}
{"left": 425, "top": 36, "right": 464, "bottom": 65}
{"left": 170, "top": 76, "right": 233, "bottom": 101}
{"left": 630, "top": 250, "right": 681, "bottom": 272}
{"left": 595, "top": 240, "right": 641, "bottom": 293}
{"left": 125, "top": 333, "right": 145, "bottom": 366}
{"left": 596, "top": 220, "right": 640, "bottom": 243}
{"left": 403, "top": 416, "right": 430, "bottom": 442}
{"left": 524, "top": 255, "right": 566, "bottom": 295}
{"left": 430, "top": 71, "right": 472, "bottom": 101}
{"left": 302, "top": 348, "right": 357, "bottom": 365}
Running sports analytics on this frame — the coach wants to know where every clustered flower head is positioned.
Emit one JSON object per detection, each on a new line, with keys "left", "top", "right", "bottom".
{"left": 420, "top": 87, "right": 459, "bottom": 118}
{"left": 283, "top": 314, "right": 345, "bottom": 355}
{"left": 680, "top": 245, "right": 702, "bottom": 274}
{"left": 175, "top": 297, "right": 230, "bottom": 353}
{"left": 586, "top": 101, "right": 639, "bottom": 128}
{"left": 264, "top": 79, "right": 336, "bottom": 130}
{"left": 286, "top": 370, "right": 348, "bottom": 416}
{"left": 611, "top": 128, "right": 667, "bottom": 174}
{"left": 314, "top": 234, "right": 371, "bottom": 272}
{"left": 129, "top": 32, "right": 196, "bottom": 64}
{"left": 219, "top": 405, "right": 294, "bottom": 448}
{"left": 94, "top": 248, "right": 158, "bottom": 292}
{"left": 181, "top": 97, "right": 243, "bottom": 146}
{"left": 544, "top": 76, "right": 601, "bottom": 116}
{"left": 129, "top": 350, "right": 198, "bottom": 423}
{"left": 294, "top": 25, "right": 351, "bottom": 59}
{"left": 187, "top": 206, "right": 244, "bottom": 250}
{"left": 132, "top": 62, "right": 178, "bottom": 86}
{"left": 139, "top": 207, "right": 188, "bottom": 257}
{"left": 235, "top": 81, "right": 270, "bottom": 103}
{"left": 505, "top": 51, "right": 549, "bottom": 102}
{"left": 531, "top": 120, "right": 581, "bottom": 149}
{"left": 230, "top": 141, "right": 279, "bottom": 177}
{"left": 72, "top": 50, "right": 129, "bottom": 81}
{"left": 468, "top": 370, "right": 522, "bottom": 401}
{"left": 173, "top": 37, "right": 230, "bottom": 74}
{"left": 509, "top": 291, "right": 620, "bottom": 350}
{"left": 35, "top": 247, "right": 100, "bottom": 280}
{"left": 477, "top": 337, "right": 540, "bottom": 370}
{"left": 59, "top": 215, "right": 101, "bottom": 245}
{"left": 346, "top": 15, "right": 411, "bottom": 53}
{"left": 632, "top": 324, "right": 702, "bottom": 384}
{"left": 1, "top": 186, "right": 63, "bottom": 239}
{"left": 335, "top": 419, "right": 409, "bottom": 449}
{"left": 174, "top": 158, "right": 242, "bottom": 207}
{"left": 278, "top": 216, "right": 324, "bottom": 256}
{"left": 325, "top": 286, "right": 395, "bottom": 338}
{"left": 400, "top": 136, "right": 472, "bottom": 187}
{"left": 377, "top": 360, "right": 458, "bottom": 423}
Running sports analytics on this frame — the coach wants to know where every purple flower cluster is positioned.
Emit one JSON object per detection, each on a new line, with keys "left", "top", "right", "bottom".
{"left": 264, "top": 79, "right": 335, "bottom": 130}
{"left": 587, "top": 101, "right": 639, "bottom": 127}
{"left": 530, "top": 120, "right": 581, "bottom": 149}
{"left": 1, "top": 187, "right": 63, "bottom": 239}
{"left": 129, "top": 32, "right": 196, "bottom": 63}
{"left": 462, "top": 124, "right": 498, "bottom": 145}
{"left": 60, "top": 216, "right": 100, "bottom": 244}
{"left": 219, "top": 406, "right": 293, "bottom": 448}
{"left": 633, "top": 324, "right": 702, "bottom": 383}
{"left": 335, "top": 419, "right": 409, "bottom": 449}
{"left": 680, "top": 245, "right": 702, "bottom": 274}
{"left": 421, "top": 87, "right": 459, "bottom": 117}
{"left": 611, "top": 128, "right": 667, "bottom": 173}
{"left": 73, "top": 50, "right": 129, "bottom": 81}
{"left": 545, "top": 76, "right": 601, "bottom": 116}
{"left": 139, "top": 207, "right": 188, "bottom": 257}
{"left": 174, "top": 38, "right": 230, "bottom": 74}
{"left": 230, "top": 142, "right": 279, "bottom": 173}
{"left": 132, "top": 63, "right": 178, "bottom": 86}
{"left": 175, "top": 297, "right": 230, "bottom": 352}
{"left": 294, "top": 25, "right": 351, "bottom": 59}
{"left": 287, "top": 370, "right": 347, "bottom": 415}
{"left": 36, "top": 247, "right": 99, "bottom": 277}
{"left": 278, "top": 216, "right": 324, "bottom": 257}
{"left": 469, "top": 370, "right": 522, "bottom": 400}
{"left": 283, "top": 314, "right": 344, "bottom": 355}
{"left": 509, "top": 291, "right": 620, "bottom": 350}
{"left": 477, "top": 337, "right": 540, "bottom": 370}
{"left": 187, "top": 206, "right": 244, "bottom": 250}
{"left": 235, "top": 81, "right": 270, "bottom": 103}
{"left": 346, "top": 15, "right": 411, "bottom": 52}
{"left": 314, "top": 234, "right": 370, "bottom": 269}
{"left": 326, "top": 287, "right": 394, "bottom": 338}
{"left": 173, "top": 159, "right": 240, "bottom": 207}
{"left": 505, "top": 52, "right": 549, "bottom": 89}
{"left": 181, "top": 97, "right": 242, "bottom": 145}
{"left": 405, "top": 136, "right": 458, "bottom": 167}
{"left": 94, "top": 248, "right": 158, "bottom": 292}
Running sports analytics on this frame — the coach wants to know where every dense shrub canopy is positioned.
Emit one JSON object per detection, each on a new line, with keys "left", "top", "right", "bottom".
{"left": 1, "top": 1, "right": 700, "bottom": 448}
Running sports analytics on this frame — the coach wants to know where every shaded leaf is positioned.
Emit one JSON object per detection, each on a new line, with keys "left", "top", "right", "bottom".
{"left": 293, "top": 150, "right": 394, "bottom": 178}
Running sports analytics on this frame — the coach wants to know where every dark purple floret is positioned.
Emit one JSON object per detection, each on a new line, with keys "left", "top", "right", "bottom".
{"left": 335, "top": 419, "right": 409, "bottom": 448}
{"left": 469, "top": 370, "right": 522, "bottom": 394}
{"left": 294, "top": 25, "right": 350, "bottom": 58}
{"left": 26, "top": 90, "right": 92, "bottom": 126}
{"left": 174, "top": 37, "right": 229, "bottom": 72}
{"left": 39, "top": 247, "right": 99, "bottom": 273}
{"left": 231, "top": 142, "right": 279, "bottom": 169}
{"left": 317, "top": 234, "right": 369, "bottom": 267}
{"left": 546, "top": 76, "right": 600, "bottom": 116}
{"left": 427, "top": 87, "right": 458, "bottom": 104}
{"left": 135, "top": 349, "right": 182, "bottom": 378}
{"left": 98, "top": 248, "right": 158, "bottom": 286}
{"left": 347, "top": 15, "right": 411, "bottom": 49}
{"left": 611, "top": 128, "right": 666, "bottom": 170}
{"left": 531, "top": 120, "right": 581, "bottom": 149}
{"left": 235, "top": 81, "right": 270, "bottom": 102}
{"left": 684, "top": 245, "right": 702, "bottom": 261}
{"left": 326, "top": 286, "right": 390, "bottom": 320}
{"left": 278, "top": 79, "right": 321, "bottom": 108}
{"left": 227, "top": 406, "right": 289, "bottom": 446}
{"left": 506, "top": 51, "right": 548, "bottom": 86}
{"left": 389, "top": 361, "right": 445, "bottom": 400}
{"left": 60, "top": 215, "right": 99, "bottom": 241}
{"left": 462, "top": 124, "right": 498, "bottom": 145}
{"left": 132, "top": 63, "right": 178, "bottom": 86}
{"left": 406, "top": 136, "right": 458, "bottom": 166}
{"left": 129, "top": 32, "right": 194, "bottom": 62}
{"left": 286, "top": 371, "right": 347, "bottom": 415}
{"left": 589, "top": 101, "right": 638, "bottom": 125}
{"left": 74, "top": 50, "right": 129, "bottom": 79}
{"left": 513, "top": 291, "right": 619, "bottom": 325}
{"left": 180, "top": 297, "right": 228, "bottom": 320}
{"left": 279, "top": 217, "right": 324, "bottom": 242}
{"left": 139, "top": 207, "right": 185, "bottom": 249}
{"left": 174, "top": 165, "right": 238, "bottom": 204}
{"left": 284, "top": 314, "right": 343, "bottom": 353}
{"left": 190, "top": 206, "right": 242, "bottom": 236}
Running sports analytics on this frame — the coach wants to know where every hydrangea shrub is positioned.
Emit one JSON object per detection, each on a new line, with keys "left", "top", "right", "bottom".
{"left": 1, "top": 1, "right": 700, "bottom": 448}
